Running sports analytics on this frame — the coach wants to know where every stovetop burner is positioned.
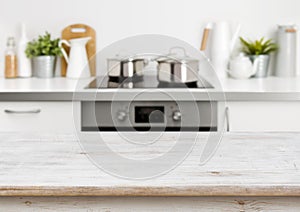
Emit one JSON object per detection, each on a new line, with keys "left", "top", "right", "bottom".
{"left": 108, "top": 75, "right": 144, "bottom": 84}
{"left": 86, "top": 76, "right": 214, "bottom": 89}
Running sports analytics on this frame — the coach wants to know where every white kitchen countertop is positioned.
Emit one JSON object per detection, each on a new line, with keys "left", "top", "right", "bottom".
{"left": 0, "top": 76, "right": 300, "bottom": 101}
{"left": 0, "top": 77, "right": 92, "bottom": 92}
{"left": 0, "top": 132, "right": 299, "bottom": 197}
{"left": 219, "top": 77, "right": 300, "bottom": 92}
{"left": 0, "top": 76, "right": 300, "bottom": 92}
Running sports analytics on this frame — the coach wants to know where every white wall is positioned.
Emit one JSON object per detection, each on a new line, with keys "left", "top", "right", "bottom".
{"left": 0, "top": 0, "right": 298, "bottom": 76}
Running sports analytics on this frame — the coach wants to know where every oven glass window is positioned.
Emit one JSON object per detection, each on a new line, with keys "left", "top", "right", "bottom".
{"left": 135, "top": 107, "right": 165, "bottom": 123}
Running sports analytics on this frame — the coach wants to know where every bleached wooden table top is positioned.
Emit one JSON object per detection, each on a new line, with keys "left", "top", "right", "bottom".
{"left": 0, "top": 132, "right": 299, "bottom": 197}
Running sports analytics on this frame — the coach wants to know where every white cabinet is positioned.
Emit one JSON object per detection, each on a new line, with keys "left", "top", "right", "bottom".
{"left": 0, "top": 102, "right": 78, "bottom": 133}
{"left": 226, "top": 101, "right": 300, "bottom": 132}
{"left": 1, "top": 100, "right": 299, "bottom": 133}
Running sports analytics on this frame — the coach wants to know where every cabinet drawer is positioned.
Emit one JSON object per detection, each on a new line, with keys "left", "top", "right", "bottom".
{"left": 227, "top": 101, "right": 300, "bottom": 132}
{"left": 0, "top": 102, "right": 76, "bottom": 133}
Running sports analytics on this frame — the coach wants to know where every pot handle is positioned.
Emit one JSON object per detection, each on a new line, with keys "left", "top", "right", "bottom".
{"left": 59, "top": 40, "right": 71, "bottom": 64}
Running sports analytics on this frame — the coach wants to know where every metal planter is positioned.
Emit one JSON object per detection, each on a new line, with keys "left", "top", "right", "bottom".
{"left": 249, "top": 55, "right": 270, "bottom": 78}
{"left": 32, "top": 56, "right": 56, "bottom": 78}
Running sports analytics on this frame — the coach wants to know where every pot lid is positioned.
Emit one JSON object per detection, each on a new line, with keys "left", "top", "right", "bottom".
{"left": 108, "top": 54, "right": 146, "bottom": 62}
{"left": 156, "top": 47, "right": 199, "bottom": 63}
{"left": 156, "top": 57, "right": 198, "bottom": 64}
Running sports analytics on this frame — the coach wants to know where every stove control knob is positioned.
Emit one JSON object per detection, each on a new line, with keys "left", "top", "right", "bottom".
{"left": 172, "top": 111, "right": 182, "bottom": 121}
{"left": 117, "top": 111, "right": 127, "bottom": 121}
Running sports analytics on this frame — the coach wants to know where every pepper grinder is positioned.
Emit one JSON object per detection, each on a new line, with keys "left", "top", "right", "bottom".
{"left": 275, "top": 24, "right": 297, "bottom": 77}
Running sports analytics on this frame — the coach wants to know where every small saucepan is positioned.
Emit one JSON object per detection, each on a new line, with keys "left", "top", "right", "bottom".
{"left": 156, "top": 47, "right": 199, "bottom": 83}
{"left": 107, "top": 56, "right": 149, "bottom": 81}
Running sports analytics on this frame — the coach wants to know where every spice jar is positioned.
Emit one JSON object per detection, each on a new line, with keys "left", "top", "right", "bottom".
{"left": 5, "top": 37, "right": 18, "bottom": 78}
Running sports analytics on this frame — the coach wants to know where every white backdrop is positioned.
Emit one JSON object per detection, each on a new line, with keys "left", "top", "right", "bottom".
{"left": 0, "top": 0, "right": 298, "bottom": 76}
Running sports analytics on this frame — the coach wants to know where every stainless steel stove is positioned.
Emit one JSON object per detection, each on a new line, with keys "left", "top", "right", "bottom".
{"left": 81, "top": 76, "right": 218, "bottom": 132}
{"left": 86, "top": 75, "right": 214, "bottom": 89}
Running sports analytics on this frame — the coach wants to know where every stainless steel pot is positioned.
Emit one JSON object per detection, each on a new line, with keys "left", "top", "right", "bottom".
{"left": 156, "top": 47, "right": 199, "bottom": 83}
{"left": 107, "top": 56, "right": 148, "bottom": 80}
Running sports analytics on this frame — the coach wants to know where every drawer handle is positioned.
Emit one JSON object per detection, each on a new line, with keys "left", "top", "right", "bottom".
{"left": 225, "top": 107, "right": 230, "bottom": 132}
{"left": 4, "top": 109, "right": 41, "bottom": 114}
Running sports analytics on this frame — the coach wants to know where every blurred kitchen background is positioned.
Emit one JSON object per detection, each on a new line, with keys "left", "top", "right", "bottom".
{"left": 0, "top": 0, "right": 298, "bottom": 77}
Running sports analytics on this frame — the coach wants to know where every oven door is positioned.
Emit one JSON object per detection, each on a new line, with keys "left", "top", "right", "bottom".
{"left": 81, "top": 101, "right": 218, "bottom": 132}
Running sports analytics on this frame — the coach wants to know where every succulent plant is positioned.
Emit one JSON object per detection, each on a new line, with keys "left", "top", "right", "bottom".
{"left": 240, "top": 37, "right": 278, "bottom": 56}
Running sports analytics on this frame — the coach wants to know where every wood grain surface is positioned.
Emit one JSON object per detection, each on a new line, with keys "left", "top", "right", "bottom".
{"left": 2, "top": 197, "right": 300, "bottom": 211}
{"left": 0, "top": 132, "right": 299, "bottom": 197}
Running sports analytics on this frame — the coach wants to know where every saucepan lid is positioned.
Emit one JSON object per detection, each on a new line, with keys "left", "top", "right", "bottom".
{"left": 155, "top": 47, "right": 199, "bottom": 64}
{"left": 108, "top": 55, "right": 146, "bottom": 62}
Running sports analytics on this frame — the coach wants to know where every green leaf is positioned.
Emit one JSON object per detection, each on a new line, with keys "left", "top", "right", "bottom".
{"left": 25, "top": 32, "right": 62, "bottom": 58}
{"left": 240, "top": 37, "right": 277, "bottom": 55}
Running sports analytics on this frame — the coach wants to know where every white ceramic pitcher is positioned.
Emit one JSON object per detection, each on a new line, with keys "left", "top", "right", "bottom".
{"left": 59, "top": 37, "right": 91, "bottom": 78}
{"left": 201, "top": 21, "right": 241, "bottom": 77}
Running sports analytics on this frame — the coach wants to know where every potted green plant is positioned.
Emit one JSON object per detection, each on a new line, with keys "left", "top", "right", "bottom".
{"left": 240, "top": 37, "right": 277, "bottom": 78}
{"left": 26, "top": 32, "right": 62, "bottom": 78}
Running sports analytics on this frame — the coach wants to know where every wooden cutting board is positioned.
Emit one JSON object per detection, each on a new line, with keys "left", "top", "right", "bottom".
{"left": 61, "top": 24, "right": 96, "bottom": 77}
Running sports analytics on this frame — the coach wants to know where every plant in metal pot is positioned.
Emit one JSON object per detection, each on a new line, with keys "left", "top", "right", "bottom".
{"left": 26, "top": 32, "right": 62, "bottom": 78}
{"left": 239, "top": 37, "right": 277, "bottom": 78}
